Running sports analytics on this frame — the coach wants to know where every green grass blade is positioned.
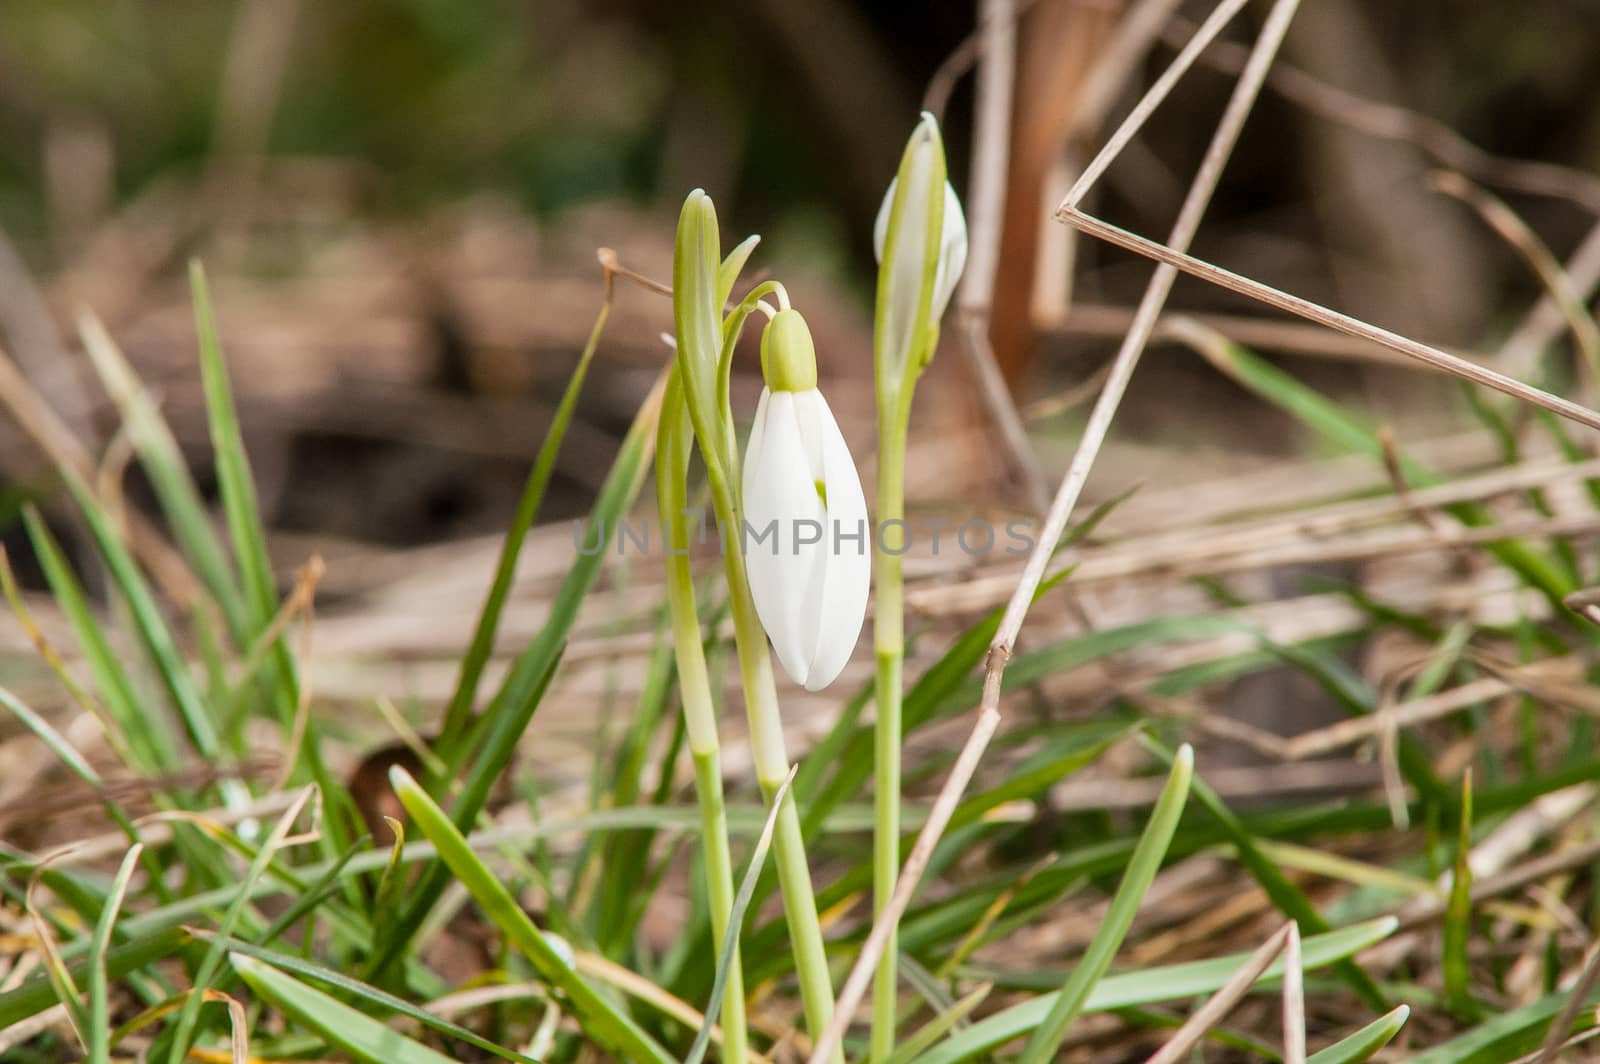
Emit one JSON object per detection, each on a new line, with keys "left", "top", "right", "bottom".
{"left": 886, "top": 983, "right": 992, "bottom": 1064}
{"left": 916, "top": 918, "right": 1397, "bottom": 1064}
{"left": 189, "top": 260, "right": 278, "bottom": 639}
{"left": 77, "top": 310, "right": 247, "bottom": 638}
{"left": 390, "top": 766, "right": 675, "bottom": 1064}
{"left": 187, "top": 933, "right": 535, "bottom": 1064}
{"left": 23, "top": 507, "right": 180, "bottom": 772}
{"left": 87, "top": 844, "right": 144, "bottom": 1064}
{"left": 1305, "top": 1005, "right": 1411, "bottom": 1064}
{"left": 230, "top": 952, "right": 458, "bottom": 1064}
{"left": 370, "top": 817, "right": 409, "bottom": 943}
{"left": 0, "top": 927, "right": 191, "bottom": 1030}
{"left": 681, "top": 769, "right": 790, "bottom": 1064}
{"left": 256, "top": 840, "right": 366, "bottom": 946}
{"left": 165, "top": 787, "right": 315, "bottom": 1063}
{"left": 0, "top": 684, "right": 105, "bottom": 786}
{"left": 373, "top": 374, "right": 663, "bottom": 979}
{"left": 1201, "top": 337, "right": 1572, "bottom": 602}
{"left": 51, "top": 473, "right": 230, "bottom": 769}
{"left": 1148, "top": 737, "right": 1388, "bottom": 1011}
{"left": 437, "top": 289, "right": 610, "bottom": 747}
{"left": 1407, "top": 987, "right": 1599, "bottom": 1064}
{"left": 1017, "top": 745, "right": 1194, "bottom": 1064}
{"left": 1443, "top": 771, "right": 1477, "bottom": 1020}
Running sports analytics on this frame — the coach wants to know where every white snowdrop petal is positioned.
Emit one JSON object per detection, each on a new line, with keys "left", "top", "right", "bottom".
{"left": 742, "top": 391, "right": 824, "bottom": 686}
{"left": 791, "top": 390, "right": 828, "bottom": 483}
{"left": 873, "top": 178, "right": 895, "bottom": 264}
{"left": 741, "top": 387, "right": 772, "bottom": 507}
{"left": 802, "top": 392, "right": 871, "bottom": 690}
{"left": 932, "top": 181, "right": 969, "bottom": 319}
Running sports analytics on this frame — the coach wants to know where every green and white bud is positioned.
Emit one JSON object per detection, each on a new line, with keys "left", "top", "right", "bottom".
{"left": 873, "top": 113, "right": 968, "bottom": 390}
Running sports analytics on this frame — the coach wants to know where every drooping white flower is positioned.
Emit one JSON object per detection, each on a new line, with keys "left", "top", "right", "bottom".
{"left": 873, "top": 113, "right": 968, "bottom": 382}
{"left": 741, "top": 309, "right": 871, "bottom": 691}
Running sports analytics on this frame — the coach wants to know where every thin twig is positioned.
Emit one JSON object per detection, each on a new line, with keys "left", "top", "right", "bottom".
{"left": 804, "top": 709, "right": 1000, "bottom": 1064}
{"left": 806, "top": 5, "right": 1303, "bottom": 1062}
{"left": 1430, "top": 171, "right": 1600, "bottom": 398}
{"left": 1534, "top": 938, "right": 1600, "bottom": 1063}
{"left": 1054, "top": 215, "right": 1600, "bottom": 433}
{"left": 1000, "top": 0, "right": 1298, "bottom": 661}
{"left": 1167, "top": 15, "right": 1600, "bottom": 215}
{"left": 1142, "top": 922, "right": 1294, "bottom": 1064}
{"left": 1281, "top": 922, "right": 1306, "bottom": 1064}
{"left": 1054, "top": 8, "right": 1600, "bottom": 435}
{"left": 1502, "top": 219, "right": 1600, "bottom": 378}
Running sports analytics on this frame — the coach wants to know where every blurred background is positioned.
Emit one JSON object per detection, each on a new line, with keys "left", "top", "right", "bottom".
{"left": 3, "top": 0, "right": 1600, "bottom": 772}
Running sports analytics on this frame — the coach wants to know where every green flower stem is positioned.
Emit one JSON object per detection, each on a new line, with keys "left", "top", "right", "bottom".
{"left": 691, "top": 747, "right": 747, "bottom": 1062}
{"left": 871, "top": 395, "right": 910, "bottom": 1063}
{"left": 712, "top": 472, "right": 840, "bottom": 1064}
{"left": 659, "top": 372, "right": 750, "bottom": 1064}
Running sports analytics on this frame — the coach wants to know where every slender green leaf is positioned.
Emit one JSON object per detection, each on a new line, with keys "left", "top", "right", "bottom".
{"left": 1407, "top": 985, "right": 1600, "bottom": 1064}
{"left": 1148, "top": 737, "right": 1388, "bottom": 1011}
{"left": 437, "top": 287, "right": 610, "bottom": 746}
{"left": 682, "top": 770, "right": 790, "bottom": 1064}
{"left": 717, "top": 234, "right": 761, "bottom": 308}
{"left": 78, "top": 310, "right": 247, "bottom": 637}
{"left": 87, "top": 845, "right": 144, "bottom": 1064}
{"left": 887, "top": 983, "right": 992, "bottom": 1064}
{"left": 231, "top": 953, "right": 458, "bottom": 1064}
{"left": 916, "top": 918, "right": 1397, "bottom": 1064}
{"left": 166, "top": 788, "right": 315, "bottom": 1063}
{"left": 23, "top": 507, "right": 179, "bottom": 772}
{"left": 391, "top": 766, "right": 675, "bottom": 1064}
{"left": 189, "top": 261, "right": 277, "bottom": 642}
{"left": 191, "top": 933, "right": 536, "bottom": 1064}
{"left": 1306, "top": 1006, "right": 1411, "bottom": 1064}
{"left": 1443, "top": 771, "right": 1477, "bottom": 1020}
{"left": 0, "top": 928, "right": 191, "bottom": 1030}
{"left": 374, "top": 374, "right": 662, "bottom": 980}
{"left": 1017, "top": 745, "right": 1195, "bottom": 1063}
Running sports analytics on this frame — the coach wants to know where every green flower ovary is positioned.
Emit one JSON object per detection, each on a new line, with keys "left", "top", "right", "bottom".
{"left": 761, "top": 308, "right": 819, "bottom": 392}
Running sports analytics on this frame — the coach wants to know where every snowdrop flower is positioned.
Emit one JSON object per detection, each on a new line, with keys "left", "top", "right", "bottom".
{"left": 873, "top": 113, "right": 968, "bottom": 384}
{"left": 741, "top": 308, "right": 870, "bottom": 691}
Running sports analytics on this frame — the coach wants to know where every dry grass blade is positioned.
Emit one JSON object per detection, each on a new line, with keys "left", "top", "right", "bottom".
{"left": 1533, "top": 939, "right": 1600, "bottom": 1062}
{"left": 24, "top": 848, "right": 90, "bottom": 1051}
{"left": 803, "top": 708, "right": 1001, "bottom": 1064}
{"left": 1142, "top": 922, "right": 1294, "bottom": 1064}
{"left": 1501, "top": 219, "right": 1600, "bottom": 376}
{"left": 994, "top": 0, "right": 1295, "bottom": 664}
{"left": 1282, "top": 921, "right": 1306, "bottom": 1064}
{"left": 0, "top": 339, "right": 199, "bottom": 604}
{"left": 1430, "top": 171, "right": 1600, "bottom": 394}
{"left": 1056, "top": 211, "right": 1600, "bottom": 433}
{"left": 811, "top": 9, "right": 1303, "bottom": 1057}
{"left": 955, "top": 0, "right": 1049, "bottom": 514}
{"left": 1053, "top": 5, "right": 1600, "bottom": 433}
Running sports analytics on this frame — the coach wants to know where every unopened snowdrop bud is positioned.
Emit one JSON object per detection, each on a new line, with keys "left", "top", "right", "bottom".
{"left": 874, "top": 113, "right": 968, "bottom": 385}
{"left": 742, "top": 309, "right": 870, "bottom": 691}
{"left": 874, "top": 176, "right": 967, "bottom": 324}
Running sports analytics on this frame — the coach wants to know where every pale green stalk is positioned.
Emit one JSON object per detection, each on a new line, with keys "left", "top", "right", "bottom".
{"left": 870, "top": 116, "right": 949, "bottom": 1062}
{"left": 673, "top": 190, "right": 838, "bottom": 1060}
{"left": 658, "top": 369, "right": 749, "bottom": 1064}
{"left": 871, "top": 394, "right": 910, "bottom": 1064}
{"left": 707, "top": 463, "right": 840, "bottom": 1064}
